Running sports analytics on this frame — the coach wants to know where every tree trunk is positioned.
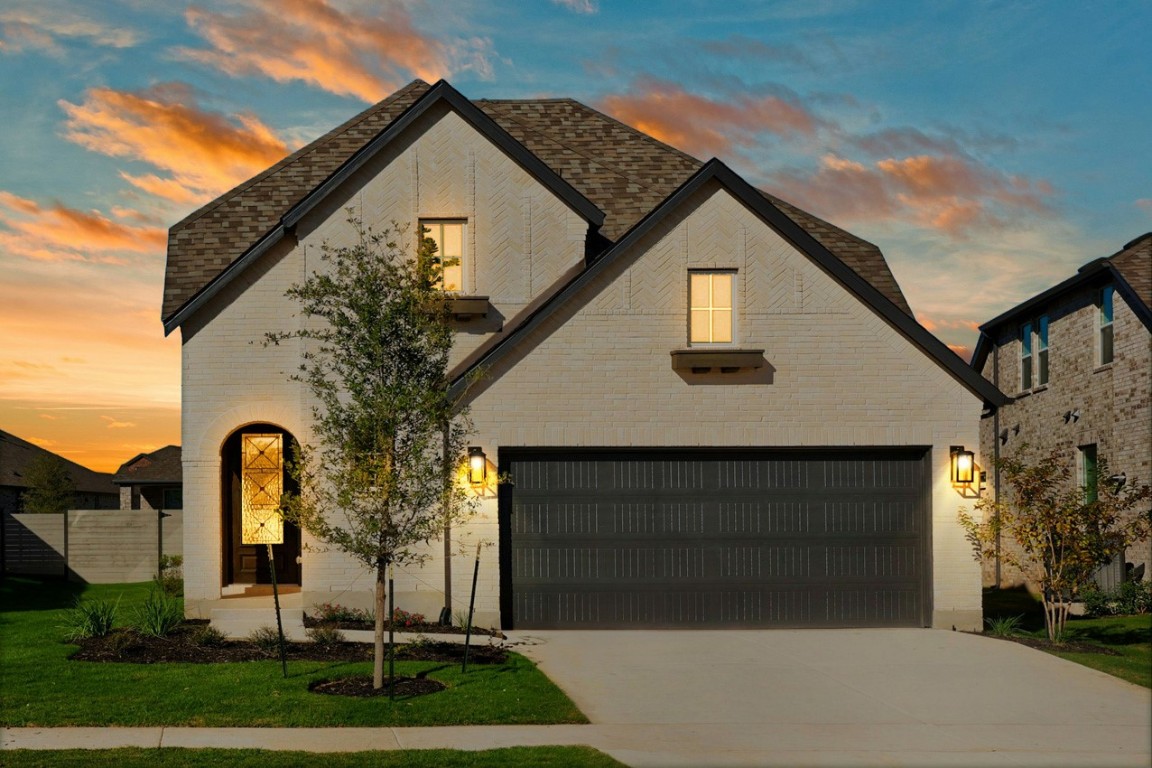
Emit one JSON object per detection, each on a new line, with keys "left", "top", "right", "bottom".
{"left": 373, "top": 562, "right": 387, "bottom": 689}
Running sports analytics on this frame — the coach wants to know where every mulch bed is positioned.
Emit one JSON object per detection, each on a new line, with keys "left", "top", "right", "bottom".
{"left": 986, "top": 633, "right": 1121, "bottom": 655}
{"left": 70, "top": 624, "right": 508, "bottom": 665}
{"left": 309, "top": 675, "right": 445, "bottom": 698}
{"left": 303, "top": 615, "right": 503, "bottom": 637}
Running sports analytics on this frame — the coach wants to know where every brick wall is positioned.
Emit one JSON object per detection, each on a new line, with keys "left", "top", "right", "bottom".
{"left": 978, "top": 281, "right": 1152, "bottom": 589}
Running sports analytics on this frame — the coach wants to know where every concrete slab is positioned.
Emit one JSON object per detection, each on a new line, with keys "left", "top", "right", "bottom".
{"left": 1, "top": 727, "right": 163, "bottom": 750}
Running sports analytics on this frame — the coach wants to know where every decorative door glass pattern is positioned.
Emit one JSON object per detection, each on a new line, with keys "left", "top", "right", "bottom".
{"left": 241, "top": 433, "right": 283, "bottom": 545}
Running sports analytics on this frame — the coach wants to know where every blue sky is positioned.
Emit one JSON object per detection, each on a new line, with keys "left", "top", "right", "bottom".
{"left": 1, "top": 0, "right": 1149, "bottom": 469}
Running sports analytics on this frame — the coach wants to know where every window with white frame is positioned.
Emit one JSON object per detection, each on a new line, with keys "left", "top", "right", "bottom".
{"left": 1099, "top": 286, "right": 1114, "bottom": 365}
{"left": 1020, "top": 321, "right": 1033, "bottom": 390}
{"left": 419, "top": 219, "right": 465, "bottom": 292}
{"left": 1037, "top": 315, "right": 1049, "bottom": 386}
{"left": 689, "top": 271, "right": 735, "bottom": 345}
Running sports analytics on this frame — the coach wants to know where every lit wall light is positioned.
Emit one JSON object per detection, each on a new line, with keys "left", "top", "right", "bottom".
{"left": 468, "top": 447, "right": 487, "bottom": 486}
{"left": 950, "top": 445, "right": 975, "bottom": 486}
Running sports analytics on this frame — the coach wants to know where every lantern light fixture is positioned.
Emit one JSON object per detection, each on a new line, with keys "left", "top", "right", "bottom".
{"left": 468, "top": 447, "right": 487, "bottom": 486}
{"left": 950, "top": 445, "right": 975, "bottom": 486}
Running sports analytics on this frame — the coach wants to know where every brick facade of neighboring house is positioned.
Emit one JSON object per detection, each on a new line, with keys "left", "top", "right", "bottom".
{"left": 113, "top": 445, "right": 183, "bottom": 512}
{"left": 164, "top": 80, "right": 1006, "bottom": 631}
{"left": 972, "top": 234, "right": 1152, "bottom": 589}
{"left": 0, "top": 429, "right": 119, "bottom": 514}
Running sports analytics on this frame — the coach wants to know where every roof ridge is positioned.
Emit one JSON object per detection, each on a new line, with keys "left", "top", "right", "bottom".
{"left": 169, "top": 80, "right": 431, "bottom": 233}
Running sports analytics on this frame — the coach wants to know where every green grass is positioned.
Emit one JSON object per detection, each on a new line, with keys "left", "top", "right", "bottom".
{"left": 982, "top": 587, "right": 1152, "bottom": 688}
{"left": 0, "top": 577, "right": 586, "bottom": 727}
{"left": 0, "top": 747, "right": 626, "bottom": 768}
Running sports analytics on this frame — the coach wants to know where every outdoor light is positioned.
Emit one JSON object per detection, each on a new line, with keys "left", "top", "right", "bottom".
{"left": 950, "top": 446, "right": 975, "bottom": 486}
{"left": 1108, "top": 472, "right": 1127, "bottom": 489}
{"left": 468, "top": 447, "right": 487, "bottom": 486}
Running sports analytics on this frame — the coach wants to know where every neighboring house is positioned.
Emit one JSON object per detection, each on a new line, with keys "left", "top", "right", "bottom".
{"left": 164, "top": 79, "right": 1006, "bottom": 630}
{"left": 0, "top": 429, "right": 119, "bottom": 514}
{"left": 971, "top": 233, "right": 1152, "bottom": 589}
{"left": 113, "top": 445, "right": 183, "bottom": 512}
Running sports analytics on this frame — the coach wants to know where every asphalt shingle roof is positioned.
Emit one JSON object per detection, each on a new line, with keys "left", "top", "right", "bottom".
{"left": 0, "top": 429, "right": 118, "bottom": 495}
{"left": 164, "top": 80, "right": 911, "bottom": 325}
{"left": 113, "top": 445, "right": 182, "bottom": 485}
{"left": 1109, "top": 233, "right": 1151, "bottom": 310}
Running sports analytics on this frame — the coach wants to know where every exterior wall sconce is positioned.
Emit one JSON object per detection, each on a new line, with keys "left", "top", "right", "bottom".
{"left": 468, "top": 447, "right": 487, "bottom": 486}
{"left": 951, "top": 445, "right": 975, "bottom": 485}
{"left": 1108, "top": 472, "right": 1127, "bottom": 489}
{"left": 1063, "top": 409, "right": 1081, "bottom": 424}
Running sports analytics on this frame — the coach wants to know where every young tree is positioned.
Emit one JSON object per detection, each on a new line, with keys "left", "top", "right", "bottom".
{"left": 21, "top": 454, "right": 75, "bottom": 514}
{"left": 268, "top": 219, "right": 475, "bottom": 689}
{"left": 960, "top": 448, "right": 1152, "bottom": 642}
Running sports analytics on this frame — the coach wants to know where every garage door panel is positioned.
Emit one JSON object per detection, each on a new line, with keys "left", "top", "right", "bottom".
{"left": 504, "top": 450, "right": 930, "bottom": 629}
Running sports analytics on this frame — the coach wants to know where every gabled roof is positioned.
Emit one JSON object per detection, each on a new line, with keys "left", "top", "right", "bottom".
{"left": 448, "top": 160, "right": 1008, "bottom": 408}
{"left": 971, "top": 233, "right": 1152, "bottom": 372}
{"left": 0, "top": 429, "right": 118, "bottom": 496}
{"left": 164, "top": 80, "right": 912, "bottom": 333}
{"left": 113, "top": 445, "right": 182, "bottom": 486}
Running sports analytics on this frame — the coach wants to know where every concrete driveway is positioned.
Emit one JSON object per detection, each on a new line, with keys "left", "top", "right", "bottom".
{"left": 509, "top": 628, "right": 1152, "bottom": 767}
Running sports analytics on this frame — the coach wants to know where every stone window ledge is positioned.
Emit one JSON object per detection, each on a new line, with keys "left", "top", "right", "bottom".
{"left": 447, "top": 296, "right": 489, "bottom": 320}
{"left": 670, "top": 348, "right": 765, "bottom": 374}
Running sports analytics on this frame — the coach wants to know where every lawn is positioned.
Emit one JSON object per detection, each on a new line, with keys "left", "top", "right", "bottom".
{"left": 983, "top": 586, "right": 1152, "bottom": 688}
{"left": 0, "top": 577, "right": 586, "bottom": 727}
{"left": 1, "top": 747, "right": 625, "bottom": 768}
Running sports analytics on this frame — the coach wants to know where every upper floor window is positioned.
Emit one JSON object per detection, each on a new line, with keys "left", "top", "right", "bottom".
{"left": 420, "top": 219, "right": 465, "bottom": 292}
{"left": 1019, "top": 316, "right": 1048, "bottom": 390}
{"left": 689, "top": 271, "right": 734, "bottom": 345}
{"left": 1079, "top": 444, "right": 1098, "bottom": 503}
{"left": 1099, "top": 286, "right": 1114, "bottom": 365}
{"left": 1020, "top": 321, "right": 1033, "bottom": 390}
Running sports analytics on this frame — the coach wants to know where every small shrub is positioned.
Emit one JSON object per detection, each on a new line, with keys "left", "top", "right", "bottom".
{"left": 453, "top": 609, "right": 472, "bottom": 631}
{"left": 984, "top": 613, "right": 1024, "bottom": 637}
{"left": 311, "top": 602, "right": 372, "bottom": 624}
{"left": 133, "top": 589, "right": 184, "bottom": 638}
{"left": 1080, "top": 581, "right": 1152, "bottom": 617}
{"left": 154, "top": 555, "right": 184, "bottom": 596}
{"left": 390, "top": 607, "right": 425, "bottom": 627}
{"left": 104, "top": 629, "right": 138, "bottom": 657}
{"left": 61, "top": 597, "right": 119, "bottom": 641}
{"left": 306, "top": 623, "right": 346, "bottom": 646}
{"left": 191, "top": 625, "right": 228, "bottom": 647}
{"left": 248, "top": 625, "right": 282, "bottom": 655}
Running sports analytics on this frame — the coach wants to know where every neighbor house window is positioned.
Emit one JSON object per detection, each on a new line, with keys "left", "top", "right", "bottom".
{"left": 1080, "top": 444, "right": 1098, "bottom": 503}
{"left": 420, "top": 219, "right": 465, "bottom": 292}
{"left": 1020, "top": 321, "right": 1033, "bottom": 390}
{"left": 689, "top": 271, "right": 735, "bottom": 345}
{"left": 162, "top": 488, "right": 183, "bottom": 510}
{"left": 1099, "top": 286, "right": 1114, "bottom": 365}
{"left": 1037, "top": 315, "right": 1049, "bottom": 386}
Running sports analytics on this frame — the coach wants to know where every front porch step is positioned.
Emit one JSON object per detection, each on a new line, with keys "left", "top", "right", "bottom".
{"left": 210, "top": 606, "right": 308, "bottom": 641}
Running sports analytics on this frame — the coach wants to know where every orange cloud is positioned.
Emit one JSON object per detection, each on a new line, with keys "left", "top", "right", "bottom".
{"left": 599, "top": 78, "right": 823, "bottom": 158}
{"left": 179, "top": 0, "right": 483, "bottom": 103}
{"left": 59, "top": 83, "right": 290, "bottom": 204}
{"left": 102, "top": 416, "right": 137, "bottom": 430}
{"left": 0, "top": 191, "right": 166, "bottom": 263}
{"left": 768, "top": 153, "right": 1054, "bottom": 238}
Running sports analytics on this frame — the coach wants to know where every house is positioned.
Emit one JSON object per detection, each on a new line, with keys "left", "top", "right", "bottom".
{"left": 163, "top": 79, "right": 1006, "bottom": 630}
{"left": 0, "top": 428, "right": 118, "bottom": 515}
{"left": 971, "top": 233, "right": 1152, "bottom": 589}
{"left": 112, "top": 445, "right": 183, "bottom": 512}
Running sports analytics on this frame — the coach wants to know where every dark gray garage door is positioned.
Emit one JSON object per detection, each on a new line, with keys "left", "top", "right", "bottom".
{"left": 500, "top": 449, "right": 931, "bottom": 629}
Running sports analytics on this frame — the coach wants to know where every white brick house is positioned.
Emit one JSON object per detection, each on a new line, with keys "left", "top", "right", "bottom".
{"left": 163, "top": 80, "right": 1006, "bottom": 631}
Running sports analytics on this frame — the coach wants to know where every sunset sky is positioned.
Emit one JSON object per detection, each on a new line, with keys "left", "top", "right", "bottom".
{"left": 2, "top": 0, "right": 1149, "bottom": 472}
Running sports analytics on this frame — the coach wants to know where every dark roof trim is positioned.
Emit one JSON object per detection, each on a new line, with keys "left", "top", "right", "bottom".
{"left": 970, "top": 260, "right": 1152, "bottom": 372}
{"left": 163, "top": 79, "right": 605, "bottom": 336}
{"left": 450, "top": 159, "right": 1008, "bottom": 407}
{"left": 284, "top": 80, "right": 604, "bottom": 231}
{"left": 163, "top": 225, "right": 286, "bottom": 335}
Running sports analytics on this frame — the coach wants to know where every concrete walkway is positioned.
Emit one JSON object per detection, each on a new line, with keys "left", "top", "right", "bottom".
{"left": 4, "top": 629, "right": 1150, "bottom": 767}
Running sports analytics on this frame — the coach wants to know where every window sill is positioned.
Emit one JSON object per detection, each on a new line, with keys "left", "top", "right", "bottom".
{"left": 1093, "top": 362, "right": 1114, "bottom": 374}
{"left": 670, "top": 348, "right": 765, "bottom": 374}
{"left": 447, "top": 296, "right": 489, "bottom": 320}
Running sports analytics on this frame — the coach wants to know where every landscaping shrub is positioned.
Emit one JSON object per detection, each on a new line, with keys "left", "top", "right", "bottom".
{"left": 247, "top": 625, "right": 281, "bottom": 655}
{"left": 133, "top": 590, "right": 183, "bottom": 638}
{"left": 985, "top": 613, "right": 1024, "bottom": 637}
{"left": 391, "top": 607, "right": 426, "bottom": 627}
{"left": 1081, "top": 581, "right": 1152, "bottom": 617}
{"left": 191, "top": 625, "right": 228, "bottom": 647}
{"left": 306, "top": 624, "right": 346, "bottom": 646}
{"left": 61, "top": 597, "right": 119, "bottom": 641}
{"left": 312, "top": 602, "right": 372, "bottom": 624}
{"left": 154, "top": 555, "right": 183, "bottom": 597}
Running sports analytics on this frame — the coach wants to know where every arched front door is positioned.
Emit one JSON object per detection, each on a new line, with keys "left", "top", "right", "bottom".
{"left": 221, "top": 424, "right": 301, "bottom": 586}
